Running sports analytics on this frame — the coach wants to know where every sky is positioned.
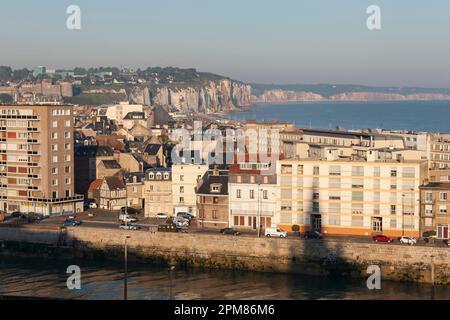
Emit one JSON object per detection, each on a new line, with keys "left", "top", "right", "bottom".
{"left": 1, "top": 0, "right": 450, "bottom": 87}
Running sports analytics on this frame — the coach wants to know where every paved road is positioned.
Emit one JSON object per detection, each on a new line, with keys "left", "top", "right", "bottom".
{"left": 2, "top": 209, "right": 448, "bottom": 248}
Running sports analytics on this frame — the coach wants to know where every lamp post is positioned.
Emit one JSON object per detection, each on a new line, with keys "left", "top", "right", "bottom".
{"left": 402, "top": 194, "right": 405, "bottom": 236}
{"left": 257, "top": 183, "right": 261, "bottom": 238}
{"left": 124, "top": 235, "right": 131, "bottom": 300}
{"left": 168, "top": 265, "right": 175, "bottom": 300}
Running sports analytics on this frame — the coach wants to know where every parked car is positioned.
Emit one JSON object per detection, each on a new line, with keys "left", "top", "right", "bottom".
{"left": 155, "top": 213, "right": 168, "bottom": 219}
{"left": 119, "top": 224, "right": 139, "bottom": 230}
{"left": 399, "top": 236, "right": 417, "bottom": 245}
{"left": 89, "top": 203, "right": 97, "bottom": 209}
{"left": 265, "top": 227, "right": 288, "bottom": 238}
{"left": 373, "top": 235, "right": 394, "bottom": 243}
{"left": 119, "top": 214, "right": 137, "bottom": 223}
{"left": 63, "top": 219, "right": 82, "bottom": 227}
{"left": 303, "top": 231, "right": 323, "bottom": 239}
{"left": 444, "top": 239, "right": 450, "bottom": 246}
{"left": 157, "top": 224, "right": 187, "bottom": 233}
{"left": 120, "top": 207, "right": 139, "bottom": 215}
{"left": 10, "top": 211, "right": 24, "bottom": 218}
{"left": 173, "top": 218, "right": 189, "bottom": 227}
{"left": 220, "top": 228, "right": 241, "bottom": 236}
{"left": 176, "top": 212, "right": 194, "bottom": 220}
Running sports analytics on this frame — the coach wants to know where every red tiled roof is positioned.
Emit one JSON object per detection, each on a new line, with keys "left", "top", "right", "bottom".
{"left": 87, "top": 179, "right": 103, "bottom": 192}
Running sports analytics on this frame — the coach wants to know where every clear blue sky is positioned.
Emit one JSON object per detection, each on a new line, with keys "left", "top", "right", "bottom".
{"left": 1, "top": 0, "right": 450, "bottom": 87}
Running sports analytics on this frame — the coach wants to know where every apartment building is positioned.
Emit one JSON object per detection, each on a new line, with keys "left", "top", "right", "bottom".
{"left": 429, "top": 133, "right": 450, "bottom": 170}
{"left": 196, "top": 168, "right": 229, "bottom": 229}
{"left": 0, "top": 105, "right": 83, "bottom": 215}
{"left": 300, "top": 128, "right": 405, "bottom": 149}
{"left": 420, "top": 183, "right": 450, "bottom": 239}
{"left": 143, "top": 168, "right": 172, "bottom": 218}
{"left": 275, "top": 153, "right": 428, "bottom": 237}
{"left": 172, "top": 163, "right": 209, "bottom": 216}
{"left": 228, "top": 161, "right": 277, "bottom": 232}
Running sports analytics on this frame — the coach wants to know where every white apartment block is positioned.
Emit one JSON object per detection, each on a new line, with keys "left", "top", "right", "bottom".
{"left": 228, "top": 162, "right": 277, "bottom": 231}
{"left": 172, "top": 163, "right": 209, "bottom": 216}
{"left": 275, "top": 155, "right": 428, "bottom": 237}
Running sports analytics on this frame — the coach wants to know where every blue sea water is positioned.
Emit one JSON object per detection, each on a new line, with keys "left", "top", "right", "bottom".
{"left": 227, "top": 101, "right": 450, "bottom": 133}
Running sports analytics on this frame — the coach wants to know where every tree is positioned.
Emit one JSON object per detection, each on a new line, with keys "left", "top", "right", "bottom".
{"left": 12, "top": 69, "right": 30, "bottom": 81}
{"left": 0, "top": 94, "right": 13, "bottom": 104}
{"left": 0, "top": 66, "right": 12, "bottom": 82}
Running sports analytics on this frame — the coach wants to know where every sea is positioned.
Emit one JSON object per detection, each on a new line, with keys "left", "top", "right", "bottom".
{"left": 0, "top": 256, "right": 448, "bottom": 300}
{"left": 227, "top": 100, "right": 450, "bottom": 133}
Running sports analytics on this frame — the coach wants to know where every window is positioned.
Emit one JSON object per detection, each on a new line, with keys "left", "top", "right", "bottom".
{"left": 250, "top": 176, "right": 255, "bottom": 183}
{"left": 212, "top": 210, "right": 218, "bottom": 219}
{"left": 236, "top": 189, "right": 241, "bottom": 199}
{"left": 329, "top": 165, "right": 341, "bottom": 176}
{"left": 351, "top": 216, "right": 364, "bottom": 227}
{"left": 250, "top": 189, "right": 255, "bottom": 199}
{"left": 237, "top": 175, "right": 242, "bottom": 183}
{"left": 352, "top": 166, "right": 364, "bottom": 176}
{"left": 64, "top": 143, "right": 70, "bottom": 150}
{"left": 312, "top": 202, "right": 319, "bottom": 212}
{"left": 52, "top": 121, "right": 58, "bottom": 128}
{"left": 263, "top": 190, "right": 268, "bottom": 199}
{"left": 65, "top": 178, "right": 71, "bottom": 185}
{"left": 213, "top": 197, "right": 219, "bottom": 204}
{"left": 390, "top": 169, "right": 397, "bottom": 177}
{"left": 390, "top": 219, "right": 397, "bottom": 229}
{"left": 281, "top": 165, "right": 292, "bottom": 174}
{"left": 64, "top": 132, "right": 71, "bottom": 139}
{"left": 52, "top": 179, "right": 58, "bottom": 186}
{"left": 313, "top": 192, "right": 319, "bottom": 200}
{"left": 51, "top": 167, "right": 58, "bottom": 174}
{"left": 329, "top": 215, "right": 340, "bottom": 225}
{"left": 65, "top": 190, "right": 71, "bottom": 197}
{"left": 64, "top": 155, "right": 71, "bottom": 162}
{"left": 52, "top": 155, "right": 58, "bottom": 163}
{"left": 297, "top": 165, "right": 304, "bottom": 174}
{"left": 51, "top": 132, "right": 58, "bottom": 139}
{"left": 313, "top": 166, "right": 320, "bottom": 175}
{"left": 180, "top": 175, "right": 184, "bottom": 181}
{"left": 65, "top": 120, "right": 71, "bottom": 127}
{"left": 352, "top": 191, "right": 364, "bottom": 201}
{"left": 390, "top": 205, "right": 396, "bottom": 215}
{"left": 439, "top": 205, "right": 447, "bottom": 214}
{"left": 440, "top": 192, "right": 448, "bottom": 201}
{"left": 51, "top": 144, "right": 58, "bottom": 151}
{"left": 180, "top": 186, "right": 184, "bottom": 193}
{"left": 179, "top": 197, "right": 184, "bottom": 203}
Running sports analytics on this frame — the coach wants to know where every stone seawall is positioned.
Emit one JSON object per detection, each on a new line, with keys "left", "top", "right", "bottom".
{"left": 0, "top": 226, "right": 449, "bottom": 284}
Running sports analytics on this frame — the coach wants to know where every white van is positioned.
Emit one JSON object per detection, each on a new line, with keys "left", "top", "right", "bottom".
{"left": 265, "top": 227, "right": 288, "bottom": 238}
{"left": 119, "top": 214, "right": 137, "bottom": 223}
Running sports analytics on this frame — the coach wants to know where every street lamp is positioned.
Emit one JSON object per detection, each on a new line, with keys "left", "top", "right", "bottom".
{"left": 257, "top": 183, "right": 261, "bottom": 238}
{"left": 124, "top": 235, "right": 131, "bottom": 300}
{"left": 168, "top": 265, "right": 175, "bottom": 300}
{"left": 402, "top": 194, "right": 405, "bottom": 237}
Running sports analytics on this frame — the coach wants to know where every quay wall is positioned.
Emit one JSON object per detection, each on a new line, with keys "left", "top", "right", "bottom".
{"left": 0, "top": 226, "right": 448, "bottom": 284}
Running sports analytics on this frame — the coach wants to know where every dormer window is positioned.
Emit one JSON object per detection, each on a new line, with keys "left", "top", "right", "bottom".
{"left": 149, "top": 173, "right": 154, "bottom": 180}
{"left": 210, "top": 184, "right": 221, "bottom": 193}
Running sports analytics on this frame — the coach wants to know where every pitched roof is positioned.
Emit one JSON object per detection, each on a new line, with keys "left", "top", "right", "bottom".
{"left": 144, "top": 144, "right": 163, "bottom": 155}
{"left": 123, "top": 112, "right": 145, "bottom": 120}
{"left": 100, "top": 159, "right": 121, "bottom": 169}
{"left": 87, "top": 179, "right": 103, "bottom": 192}
{"left": 196, "top": 171, "right": 228, "bottom": 195}
{"left": 104, "top": 176, "right": 126, "bottom": 190}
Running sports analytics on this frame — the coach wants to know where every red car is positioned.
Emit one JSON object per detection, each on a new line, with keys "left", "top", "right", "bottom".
{"left": 373, "top": 235, "right": 394, "bottom": 243}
